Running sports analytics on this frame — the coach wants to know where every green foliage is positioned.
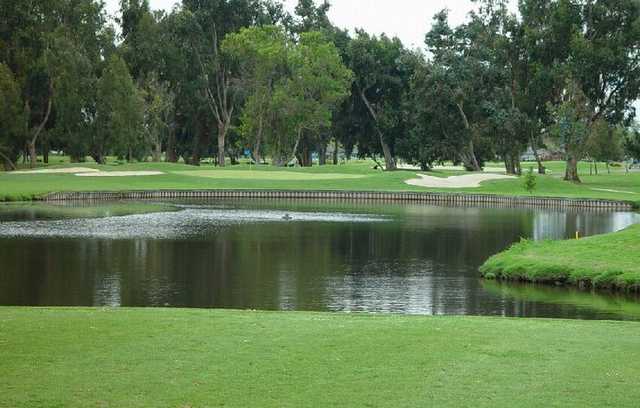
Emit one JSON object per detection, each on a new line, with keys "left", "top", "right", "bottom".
{"left": 623, "top": 125, "right": 640, "bottom": 161}
{"left": 140, "top": 73, "right": 175, "bottom": 161}
{"left": 523, "top": 167, "right": 537, "bottom": 193}
{"left": 95, "top": 55, "right": 144, "bottom": 163}
{"left": 585, "top": 120, "right": 624, "bottom": 164}
{"left": 48, "top": 31, "right": 97, "bottom": 161}
{"left": 0, "top": 64, "right": 24, "bottom": 169}
{"left": 2, "top": 0, "right": 640, "bottom": 175}
{"left": 548, "top": 79, "right": 591, "bottom": 180}
{"left": 347, "top": 30, "right": 411, "bottom": 169}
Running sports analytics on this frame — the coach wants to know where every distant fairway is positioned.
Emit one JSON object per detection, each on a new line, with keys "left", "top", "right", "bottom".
{"left": 173, "top": 169, "right": 368, "bottom": 181}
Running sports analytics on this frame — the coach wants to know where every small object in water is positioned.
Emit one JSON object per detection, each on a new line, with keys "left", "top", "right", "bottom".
{"left": 282, "top": 213, "right": 292, "bottom": 221}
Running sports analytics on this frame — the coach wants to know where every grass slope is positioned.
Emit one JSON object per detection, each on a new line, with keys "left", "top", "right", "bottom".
{"left": 2, "top": 308, "right": 640, "bottom": 407}
{"left": 480, "top": 224, "right": 640, "bottom": 291}
{"left": 1, "top": 158, "right": 640, "bottom": 204}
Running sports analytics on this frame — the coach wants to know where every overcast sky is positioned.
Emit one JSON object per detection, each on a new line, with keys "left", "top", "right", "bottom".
{"left": 103, "top": 0, "right": 519, "bottom": 48}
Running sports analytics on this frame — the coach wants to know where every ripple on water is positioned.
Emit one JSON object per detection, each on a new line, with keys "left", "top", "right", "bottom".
{"left": 0, "top": 208, "right": 389, "bottom": 239}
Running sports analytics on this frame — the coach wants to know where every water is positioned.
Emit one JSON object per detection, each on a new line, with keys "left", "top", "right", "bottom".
{"left": 1, "top": 199, "right": 639, "bottom": 320}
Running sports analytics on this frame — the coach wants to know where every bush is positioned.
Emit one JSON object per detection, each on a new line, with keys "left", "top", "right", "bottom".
{"left": 523, "top": 167, "right": 537, "bottom": 194}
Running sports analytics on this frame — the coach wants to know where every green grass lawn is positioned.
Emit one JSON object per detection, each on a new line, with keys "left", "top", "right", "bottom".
{"left": 2, "top": 156, "right": 640, "bottom": 204}
{"left": 1, "top": 308, "right": 640, "bottom": 408}
{"left": 480, "top": 224, "right": 640, "bottom": 291}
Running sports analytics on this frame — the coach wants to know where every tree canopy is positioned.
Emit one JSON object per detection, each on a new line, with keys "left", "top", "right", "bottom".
{"left": 2, "top": 0, "right": 640, "bottom": 180}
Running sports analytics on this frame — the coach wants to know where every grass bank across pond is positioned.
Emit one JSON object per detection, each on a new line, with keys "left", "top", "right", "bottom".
{"left": 1, "top": 308, "right": 640, "bottom": 407}
{"left": 1, "top": 159, "right": 640, "bottom": 205}
{"left": 480, "top": 224, "right": 640, "bottom": 291}
{"left": 0, "top": 201, "right": 179, "bottom": 221}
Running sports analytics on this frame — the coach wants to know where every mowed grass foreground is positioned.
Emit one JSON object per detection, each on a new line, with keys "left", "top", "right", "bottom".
{"left": 481, "top": 224, "right": 640, "bottom": 291}
{"left": 1, "top": 308, "right": 640, "bottom": 407}
{"left": 2, "top": 158, "right": 640, "bottom": 204}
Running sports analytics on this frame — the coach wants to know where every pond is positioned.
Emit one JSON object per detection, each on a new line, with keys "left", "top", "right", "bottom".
{"left": 1, "top": 199, "right": 639, "bottom": 320}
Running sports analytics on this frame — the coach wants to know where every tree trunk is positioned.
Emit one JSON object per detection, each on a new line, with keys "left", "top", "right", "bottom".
{"left": 291, "top": 128, "right": 303, "bottom": 166}
{"left": 254, "top": 113, "right": 263, "bottom": 165}
{"left": 564, "top": 156, "right": 581, "bottom": 183}
{"left": 28, "top": 83, "right": 53, "bottom": 168}
{"left": 42, "top": 139, "right": 49, "bottom": 164}
{"left": 530, "top": 130, "right": 546, "bottom": 175}
{"left": 332, "top": 139, "right": 339, "bottom": 165}
{"left": 166, "top": 132, "right": 177, "bottom": 163}
{"left": 217, "top": 122, "right": 226, "bottom": 167}
{"left": 359, "top": 89, "right": 396, "bottom": 171}
{"left": 91, "top": 153, "right": 105, "bottom": 165}
{"left": 0, "top": 152, "right": 16, "bottom": 171}
{"left": 152, "top": 140, "right": 162, "bottom": 162}
{"left": 455, "top": 102, "right": 481, "bottom": 172}
{"left": 27, "top": 141, "right": 37, "bottom": 167}
{"left": 594, "top": 161, "right": 598, "bottom": 175}
{"left": 459, "top": 140, "right": 481, "bottom": 172}
{"left": 319, "top": 142, "right": 327, "bottom": 166}
{"left": 376, "top": 128, "right": 396, "bottom": 170}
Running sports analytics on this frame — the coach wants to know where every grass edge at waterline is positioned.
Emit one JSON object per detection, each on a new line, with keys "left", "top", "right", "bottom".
{"left": 480, "top": 224, "right": 640, "bottom": 292}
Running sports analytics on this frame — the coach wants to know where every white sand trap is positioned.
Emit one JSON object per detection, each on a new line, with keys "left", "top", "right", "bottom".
{"left": 591, "top": 188, "right": 638, "bottom": 195}
{"left": 75, "top": 171, "right": 164, "bottom": 177}
{"left": 398, "top": 164, "right": 509, "bottom": 173}
{"left": 405, "top": 173, "right": 515, "bottom": 188}
{"left": 12, "top": 167, "right": 100, "bottom": 174}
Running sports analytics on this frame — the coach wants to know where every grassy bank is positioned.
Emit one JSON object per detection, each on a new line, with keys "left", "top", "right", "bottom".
{"left": 480, "top": 224, "right": 640, "bottom": 291}
{"left": 1, "top": 308, "right": 640, "bottom": 407}
{"left": 1, "top": 158, "right": 640, "bottom": 205}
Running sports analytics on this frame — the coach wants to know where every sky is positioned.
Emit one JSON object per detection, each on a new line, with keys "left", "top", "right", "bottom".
{"left": 103, "top": 0, "right": 519, "bottom": 49}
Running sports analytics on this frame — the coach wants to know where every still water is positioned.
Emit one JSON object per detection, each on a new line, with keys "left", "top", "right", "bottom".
{"left": 1, "top": 200, "right": 639, "bottom": 320}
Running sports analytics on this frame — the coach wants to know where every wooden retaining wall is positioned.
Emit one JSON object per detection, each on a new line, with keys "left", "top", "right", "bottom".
{"left": 42, "top": 190, "right": 634, "bottom": 210}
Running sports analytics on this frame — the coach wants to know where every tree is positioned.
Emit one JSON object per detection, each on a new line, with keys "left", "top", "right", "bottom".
{"left": 180, "top": 0, "right": 287, "bottom": 167}
{"left": 425, "top": 10, "right": 488, "bottom": 171}
{"left": 397, "top": 54, "right": 444, "bottom": 171}
{"left": 94, "top": 55, "right": 144, "bottom": 163}
{"left": 548, "top": 79, "right": 591, "bottom": 182}
{"left": 586, "top": 120, "right": 624, "bottom": 174}
{"left": 283, "top": 31, "right": 352, "bottom": 166}
{"left": 222, "top": 25, "right": 289, "bottom": 164}
{"left": 48, "top": 31, "right": 97, "bottom": 162}
{"left": 140, "top": 73, "right": 175, "bottom": 162}
{"left": 0, "top": 0, "right": 106, "bottom": 167}
{"left": 517, "top": 0, "right": 580, "bottom": 174}
{"left": 624, "top": 125, "right": 640, "bottom": 162}
{"left": 348, "top": 31, "right": 410, "bottom": 171}
{"left": 565, "top": 0, "right": 640, "bottom": 180}
{"left": 0, "top": 64, "right": 24, "bottom": 170}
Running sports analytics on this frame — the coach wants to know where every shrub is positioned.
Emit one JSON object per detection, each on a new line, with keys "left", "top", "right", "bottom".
{"left": 523, "top": 167, "right": 537, "bottom": 194}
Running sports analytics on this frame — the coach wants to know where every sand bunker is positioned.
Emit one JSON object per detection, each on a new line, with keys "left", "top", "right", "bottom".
{"left": 75, "top": 171, "right": 164, "bottom": 177}
{"left": 12, "top": 167, "right": 100, "bottom": 174}
{"left": 174, "top": 170, "right": 365, "bottom": 181}
{"left": 591, "top": 188, "right": 638, "bottom": 195}
{"left": 398, "top": 164, "right": 508, "bottom": 173}
{"left": 405, "top": 173, "right": 515, "bottom": 188}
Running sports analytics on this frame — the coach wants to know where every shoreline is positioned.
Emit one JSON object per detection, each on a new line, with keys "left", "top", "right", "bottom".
{"left": 480, "top": 224, "right": 640, "bottom": 293}
{"left": 39, "top": 189, "right": 635, "bottom": 210}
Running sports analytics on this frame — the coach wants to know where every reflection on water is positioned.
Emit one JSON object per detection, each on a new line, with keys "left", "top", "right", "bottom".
{"left": 482, "top": 281, "right": 640, "bottom": 321}
{"left": 0, "top": 199, "right": 638, "bottom": 320}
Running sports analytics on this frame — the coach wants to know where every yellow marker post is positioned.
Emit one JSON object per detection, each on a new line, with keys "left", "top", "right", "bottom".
{"left": 575, "top": 231, "right": 580, "bottom": 240}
